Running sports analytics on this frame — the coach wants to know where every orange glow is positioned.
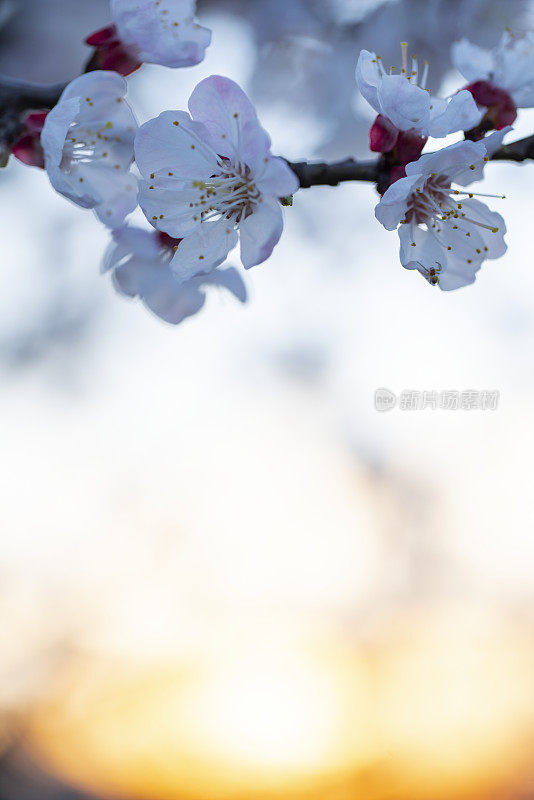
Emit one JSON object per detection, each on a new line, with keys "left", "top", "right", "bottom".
{"left": 26, "top": 615, "right": 534, "bottom": 800}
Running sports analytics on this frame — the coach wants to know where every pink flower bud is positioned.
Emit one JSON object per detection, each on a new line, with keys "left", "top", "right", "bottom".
{"left": 464, "top": 80, "right": 517, "bottom": 129}
{"left": 85, "top": 24, "right": 142, "bottom": 77}
{"left": 12, "top": 111, "right": 48, "bottom": 169}
{"left": 369, "top": 114, "right": 398, "bottom": 153}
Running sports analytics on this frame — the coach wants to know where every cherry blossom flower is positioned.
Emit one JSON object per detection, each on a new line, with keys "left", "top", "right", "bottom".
{"left": 135, "top": 75, "right": 299, "bottom": 283}
{"left": 85, "top": 0, "right": 211, "bottom": 76}
{"left": 41, "top": 71, "right": 138, "bottom": 228}
{"left": 103, "top": 226, "right": 247, "bottom": 324}
{"left": 452, "top": 31, "right": 534, "bottom": 130}
{"left": 356, "top": 43, "right": 482, "bottom": 161}
{"left": 12, "top": 112, "right": 48, "bottom": 168}
{"left": 375, "top": 132, "right": 509, "bottom": 290}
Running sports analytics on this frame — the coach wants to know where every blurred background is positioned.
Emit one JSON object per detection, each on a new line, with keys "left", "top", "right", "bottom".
{"left": 2, "top": 1, "right": 534, "bottom": 798}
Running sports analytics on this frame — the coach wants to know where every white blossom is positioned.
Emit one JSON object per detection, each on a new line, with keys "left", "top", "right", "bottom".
{"left": 452, "top": 31, "right": 534, "bottom": 108}
{"left": 356, "top": 44, "right": 482, "bottom": 141}
{"left": 103, "top": 227, "right": 247, "bottom": 324}
{"left": 41, "top": 71, "right": 138, "bottom": 227}
{"left": 135, "top": 75, "right": 299, "bottom": 283}
{"left": 375, "top": 132, "right": 509, "bottom": 290}
{"left": 110, "top": 0, "right": 211, "bottom": 69}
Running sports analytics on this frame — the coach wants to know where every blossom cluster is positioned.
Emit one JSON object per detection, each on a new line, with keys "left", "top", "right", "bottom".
{"left": 10, "top": 9, "right": 534, "bottom": 323}
{"left": 355, "top": 32, "right": 533, "bottom": 289}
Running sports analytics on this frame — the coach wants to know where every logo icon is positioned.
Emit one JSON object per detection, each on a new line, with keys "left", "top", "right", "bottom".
{"left": 374, "top": 388, "right": 397, "bottom": 412}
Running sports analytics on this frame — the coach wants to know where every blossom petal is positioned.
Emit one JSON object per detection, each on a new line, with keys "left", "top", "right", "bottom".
{"left": 41, "top": 97, "right": 80, "bottom": 167}
{"left": 255, "top": 156, "right": 299, "bottom": 197}
{"left": 377, "top": 75, "right": 430, "bottom": 132}
{"left": 355, "top": 50, "right": 381, "bottom": 114}
{"left": 198, "top": 266, "right": 247, "bottom": 303}
{"left": 103, "top": 227, "right": 160, "bottom": 278}
{"left": 495, "top": 32, "right": 534, "bottom": 98}
{"left": 428, "top": 89, "right": 482, "bottom": 137}
{"left": 239, "top": 197, "right": 284, "bottom": 269}
{"left": 375, "top": 174, "right": 421, "bottom": 231}
{"left": 460, "top": 199, "right": 507, "bottom": 259}
{"left": 170, "top": 219, "right": 238, "bottom": 283}
{"left": 188, "top": 75, "right": 271, "bottom": 169}
{"left": 87, "top": 167, "right": 138, "bottom": 227}
{"left": 59, "top": 71, "right": 132, "bottom": 124}
{"left": 398, "top": 223, "right": 446, "bottom": 270}
{"left": 111, "top": 0, "right": 211, "bottom": 68}
{"left": 405, "top": 139, "right": 486, "bottom": 181}
{"left": 452, "top": 129, "right": 510, "bottom": 186}
{"left": 135, "top": 111, "right": 219, "bottom": 179}
{"left": 438, "top": 259, "right": 480, "bottom": 290}
{"left": 451, "top": 39, "right": 494, "bottom": 83}
{"left": 143, "top": 278, "right": 205, "bottom": 324}
{"left": 399, "top": 224, "right": 480, "bottom": 290}
{"left": 138, "top": 178, "right": 208, "bottom": 238}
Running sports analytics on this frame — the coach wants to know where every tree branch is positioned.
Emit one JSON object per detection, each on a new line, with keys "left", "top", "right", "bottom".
{"left": 0, "top": 75, "right": 66, "bottom": 113}
{"left": 287, "top": 157, "right": 380, "bottom": 188}
{"left": 287, "top": 133, "right": 534, "bottom": 189}
{"left": 1, "top": 73, "right": 534, "bottom": 186}
{"left": 490, "top": 133, "right": 534, "bottom": 162}
{"left": 0, "top": 75, "right": 66, "bottom": 165}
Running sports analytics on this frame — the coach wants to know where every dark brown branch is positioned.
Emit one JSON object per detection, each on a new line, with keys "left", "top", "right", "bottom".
{"left": 287, "top": 133, "right": 534, "bottom": 189}
{"left": 0, "top": 75, "right": 66, "bottom": 164}
{"left": 287, "top": 157, "right": 380, "bottom": 188}
{"left": 490, "top": 133, "right": 534, "bottom": 162}
{"left": 0, "top": 72, "right": 534, "bottom": 184}
{"left": 0, "top": 75, "right": 66, "bottom": 113}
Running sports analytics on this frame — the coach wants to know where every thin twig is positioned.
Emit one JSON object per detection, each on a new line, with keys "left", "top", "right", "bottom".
{"left": 287, "top": 134, "right": 534, "bottom": 189}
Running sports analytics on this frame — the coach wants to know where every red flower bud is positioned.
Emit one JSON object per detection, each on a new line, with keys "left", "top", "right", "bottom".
{"left": 395, "top": 130, "right": 427, "bottom": 165}
{"left": 369, "top": 114, "right": 398, "bottom": 153}
{"left": 12, "top": 111, "right": 48, "bottom": 169}
{"left": 464, "top": 80, "right": 517, "bottom": 129}
{"left": 85, "top": 24, "right": 142, "bottom": 77}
